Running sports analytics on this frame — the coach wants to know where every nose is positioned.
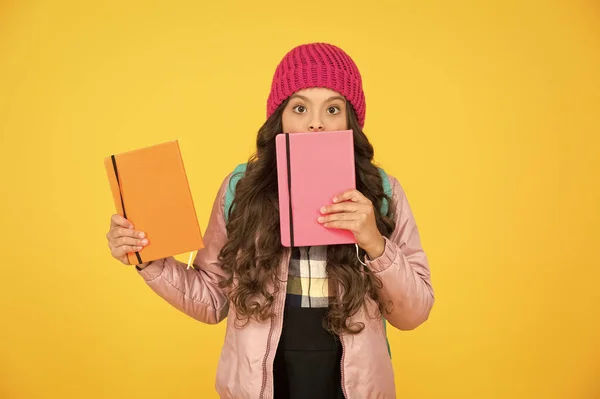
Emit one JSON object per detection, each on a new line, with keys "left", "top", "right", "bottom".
{"left": 308, "top": 118, "right": 324, "bottom": 132}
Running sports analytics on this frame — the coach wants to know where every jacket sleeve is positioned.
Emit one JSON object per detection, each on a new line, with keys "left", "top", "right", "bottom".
{"left": 135, "top": 174, "right": 232, "bottom": 325}
{"left": 365, "top": 175, "right": 434, "bottom": 330}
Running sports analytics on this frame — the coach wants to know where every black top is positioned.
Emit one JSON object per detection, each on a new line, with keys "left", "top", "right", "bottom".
{"left": 273, "top": 307, "right": 344, "bottom": 399}
{"left": 272, "top": 246, "right": 344, "bottom": 399}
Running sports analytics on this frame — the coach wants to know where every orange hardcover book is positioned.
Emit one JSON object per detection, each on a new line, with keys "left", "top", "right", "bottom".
{"left": 104, "top": 140, "right": 204, "bottom": 265}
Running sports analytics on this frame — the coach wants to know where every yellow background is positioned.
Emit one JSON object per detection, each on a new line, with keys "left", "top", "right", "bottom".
{"left": 1, "top": 0, "right": 598, "bottom": 398}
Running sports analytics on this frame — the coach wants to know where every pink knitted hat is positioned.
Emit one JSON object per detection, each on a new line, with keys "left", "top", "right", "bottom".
{"left": 266, "top": 42, "right": 366, "bottom": 127}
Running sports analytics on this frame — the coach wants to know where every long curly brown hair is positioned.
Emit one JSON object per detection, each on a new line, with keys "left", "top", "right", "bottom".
{"left": 218, "top": 99, "right": 396, "bottom": 335}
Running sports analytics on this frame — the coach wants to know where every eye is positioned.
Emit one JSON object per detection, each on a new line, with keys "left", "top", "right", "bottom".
{"left": 327, "top": 106, "right": 340, "bottom": 115}
{"left": 293, "top": 105, "right": 307, "bottom": 113}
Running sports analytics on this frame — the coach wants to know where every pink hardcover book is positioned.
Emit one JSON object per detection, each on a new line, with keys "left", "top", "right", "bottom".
{"left": 275, "top": 129, "right": 356, "bottom": 247}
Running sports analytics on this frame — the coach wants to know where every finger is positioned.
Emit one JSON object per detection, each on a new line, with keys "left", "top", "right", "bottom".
{"left": 322, "top": 220, "right": 360, "bottom": 232}
{"left": 107, "top": 226, "right": 146, "bottom": 240}
{"left": 318, "top": 212, "right": 362, "bottom": 224}
{"left": 333, "top": 189, "right": 371, "bottom": 205}
{"left": 111, "top": 244, "right": 143, "bottom": 259}
{"left": 321, "top": 202, "right": 370, "bottom": 215}
{"left": 113, "top": 236, "right": 148, "bottom": 249}
{"left": 111, "top": 214, "right": 134, "bottom": 229}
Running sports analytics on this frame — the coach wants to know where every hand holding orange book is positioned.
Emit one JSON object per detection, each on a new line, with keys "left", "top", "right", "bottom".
{"left": 104, "top": 140, "right": 204, "bottom": 265}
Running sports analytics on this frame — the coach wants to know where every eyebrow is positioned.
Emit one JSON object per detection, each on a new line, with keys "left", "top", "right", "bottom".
{"left": 326, "top": 96, "right": 347, "bottom": 103}
{"left": 288, "top": 94, "right": 347, "bottom": 103}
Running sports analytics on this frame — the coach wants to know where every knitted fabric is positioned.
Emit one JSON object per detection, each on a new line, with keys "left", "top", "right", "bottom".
{"left": 266, "top": 42, "right": 366, "bottom": 127}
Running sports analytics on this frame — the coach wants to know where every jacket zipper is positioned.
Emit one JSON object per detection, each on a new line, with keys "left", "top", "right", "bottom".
{"left": 340, "top": 334, "right": 348, "bottom": 398}
{"left": 259, "top": 310, "right": 276, "bottom": 399}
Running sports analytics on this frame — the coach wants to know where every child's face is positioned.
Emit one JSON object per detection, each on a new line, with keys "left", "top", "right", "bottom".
{"left": 282, "top": 88, "right": 348, "bottom": 133}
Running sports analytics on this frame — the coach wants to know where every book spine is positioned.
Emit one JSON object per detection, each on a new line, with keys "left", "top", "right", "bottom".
{"left": 285, "top": 134, "right": 295, "bottom": 247}
{"left": 111, "top": 155, "right": 144, "bottom": 265}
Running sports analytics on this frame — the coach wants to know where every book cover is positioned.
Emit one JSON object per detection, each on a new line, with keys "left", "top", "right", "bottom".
{"left": 275, "top": 130, "right": 356, "bottom": 247}
{"left": 104, "top": 140, "right": 204, "bottom": 264}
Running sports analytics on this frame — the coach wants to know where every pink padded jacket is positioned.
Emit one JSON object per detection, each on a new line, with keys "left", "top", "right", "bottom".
{"left": 136, "top": 171, "right": 434, "bottom": 398}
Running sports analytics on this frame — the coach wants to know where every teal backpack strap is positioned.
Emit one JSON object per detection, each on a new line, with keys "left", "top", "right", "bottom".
{"left": 377, "top": 167, "right": 393, "bottom": 358}
{"left": 224, "top": 163, "right": 248, "bottom": 223}
{"left": 378, "top": 167, "right": 392, "bottom": 216}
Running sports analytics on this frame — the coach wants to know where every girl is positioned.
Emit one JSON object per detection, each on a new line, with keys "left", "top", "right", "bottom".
{"left": 106, "top": 42, "right": 434, "bottom": 399}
